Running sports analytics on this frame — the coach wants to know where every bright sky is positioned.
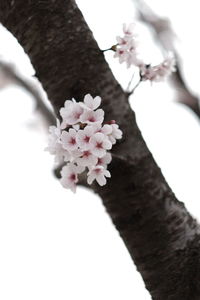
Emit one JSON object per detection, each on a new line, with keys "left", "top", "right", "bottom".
{"left": 0, "top": 0, "right": 199, "bottom": 299}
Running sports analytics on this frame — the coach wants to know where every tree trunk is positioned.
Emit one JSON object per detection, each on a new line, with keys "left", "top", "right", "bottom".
{"left": 0, "top": 0, "right": 200, "bottom": 298}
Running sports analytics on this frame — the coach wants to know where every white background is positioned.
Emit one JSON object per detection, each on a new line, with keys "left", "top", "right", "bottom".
{"left": 0, "top": 0, "right": 200, "bottom": 299}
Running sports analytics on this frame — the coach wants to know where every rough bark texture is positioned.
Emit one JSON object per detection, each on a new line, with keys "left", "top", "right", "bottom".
{"left": 1, "top": 1, "right": 200, "bottom": 299}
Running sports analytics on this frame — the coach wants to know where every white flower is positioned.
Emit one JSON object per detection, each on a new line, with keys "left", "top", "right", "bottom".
{"left": 76, "top": 125, "right": 96, "bottom": 150}
{"left": 80, "top": 109, "right": 104, "bottom": 124}
{"left": 108, "top": 124, "right": 123, "bottom": 144}
{"left": 69, "top": 149, "right": 82, "bottom": 161}
{"left": 87, "top": 166, "right": 111, "bottom": 186}
{"left": 76, "top": 150, "right": 98, "bottom": 167}
{"left": 60, "top": 163, "right": 85, "bottom": 193}
{"left": 97, "top": 152, "right": 112, "bottom": 168}
{"left": 114, "top": 23, "right": 140, "bottom": 68}
{"left": 61, "top": 128, "right": 78, "bottom": 152}
{"left": 91, "top": 123, "right": 112, "bottom": 135}
{"left": 114, "top": 47, "right": 130, "bottom": 65}
{"left": 46, "top": 120, "right": 61, "bottom": 154}
{"left": 156, "top": 55, "right": 176, "bottom": 79}
{"left": 83, "top": 94, "right": 101, "bottom": 110}
{"left": 123, "top": 23, "right": 135, "bottom": 36}
{"left": 116, "top": 35, "right": 131, "bottom": 48}
{"left": 46, "top": 94, "right": 123, "bottom": 192}
{"left": 45, "top": 119, "right": 68, "bottom": 164}
{"left": 100, "top": 124, "right": 113, "bottom": 135}
{"left": 60, "top": 99, "right": 84, "bottom": 127}
{"left": 140, "top": 54, "right": 176, "bottom": 82}
{"left": 140, "top": 64, "right": 156, "bottom": 81}
{"left": 89, "top": 132, "right": 112, "bottom": 158}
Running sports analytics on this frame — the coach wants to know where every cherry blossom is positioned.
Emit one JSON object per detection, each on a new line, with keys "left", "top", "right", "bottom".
{"left": 108, "top": 124, "right": 123, "bottom": 144}
{"left": 76, "top": 125, "right": 96, "bottom": 150}
{"left": 114, "top": 23, "right": 141, "bottom": 68}
{"left": 83, "top": 94, "right": 101, "bottom": 110}
{"left": 123, "top": 23, "right": 135, "bottom": 36}
{"left": 80, "top": 108, "right": 104, "bottom": 124}
{"left": 60, "top": 163, "right": 85, "bottom": 193}
{"left": 113, "top": 23, "right": 176, "bottom": 82}
{"left": 140, "top": 55, "right": 176, "bottom": 82}
{"left": 46, "top": 94, "right": 123, "bottom": 192}
{"left": 60, "top": 99, "right": 84, "bottom": 127}
{"left": 45, "top": 119, "right": 68, "bottom": 164}
{"left": 76, "top": 150, "right": 98, "bottom": 167}
{"left": 90, "top": 132, "right": 112, "bottom": 158}
{"left": 61, "top": 128, "right": 78, "bottom": 151}
{"left": 87, "top": 166, "right": 111, "bottom": 186}
{"left": 97, "top": 152, "right": 112, "bottom": 168}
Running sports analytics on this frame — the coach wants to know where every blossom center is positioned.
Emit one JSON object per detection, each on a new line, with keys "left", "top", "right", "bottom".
{"left": 94, "top": 168, "right": 101, "bottom": 174}
{"left": 96, "top": 142, "right": 103, "bottom": 149}
{"left": 84, "top": 136, "right": 90, "bottom": 143}
{"left": 83, "top": 151, "right": 90, "bottom": 157}
{"left": 75, "top": 112, "right": 81, "bottom": 119}
{"left": 88, "top": 117, "right": 95, "bottom": 122}
{"left": 70, "top": 138, "right": 76, "bottom": 145}
{"left": 69, "top": 173, "right": 76, "bottom": 182}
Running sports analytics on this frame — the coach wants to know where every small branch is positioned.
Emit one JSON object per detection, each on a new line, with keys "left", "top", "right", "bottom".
{"left": 134, "top": 0, "right": 200, "bottom": 119}
{"left": 0, "top": 61, "right": 56, "bottom": 125}
{"left": 126, "top": 72, "right": 135, "bottom": 92}
{"left": 127, "top": 78, "right": 142, "bottom": 96}
{"left": 101, "top": 44, "right": 117, "bottom": 53}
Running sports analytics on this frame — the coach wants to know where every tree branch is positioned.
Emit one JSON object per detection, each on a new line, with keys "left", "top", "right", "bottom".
{"left": 1, "top": 1, "right": 200, "bottom": 298}
{"left": 134, "top": 0, "right": 200, "bottom": 119}
{"left": 0, "top": 60, "right": 56, "bottom": 126}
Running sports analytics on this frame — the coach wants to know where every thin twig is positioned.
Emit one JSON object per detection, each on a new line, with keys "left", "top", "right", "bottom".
{"left": 128, "top": 78, "right": 142, "bottom": 96}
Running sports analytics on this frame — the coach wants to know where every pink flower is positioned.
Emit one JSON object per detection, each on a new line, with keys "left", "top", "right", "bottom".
{"left": 60, "top": 163, "right": 85, "bottom": 193}
{"left": 100, "top": 124, "right": 113, "bottom": 135}
{"left": 46, "top": 119, "right": 61, "bottom": 154}
{"left": 140, "top": 54, "right": 176, "bottom": 82}
{"left": 87, "top": 166, "right": 111, "bottom": 186}
{"left": 46, "top": 94, "right": 123, "bottom": 192}
{"left": 61, "top": 128, "right": 78, "bottom": 151}
{"left": 76, "top": 150, "right": 98, "bottom": 167}
{"left": 80, "top": 109, "right": 104, "bottom": 125}
{"left": 45, "top": 119, "right": 70, "bottom": 164}
{"left": 108, "top": 124, "right": 123, "bottom": 144}
{"left": 97, "top": 152, "right": 112, "bottom": 168}
{"left": 89, "top": 132, "right": 112, "bottom": 158}
{"left": 114, "top": 47, "right": 130, "bottom": 65}
{"left": 114, "top": 23, "right": 140, "bottom": 68}
{"left": 83, "top": 94, "right": 101, "bottom": 110}
{"left": 123, "top": 23, "right": 135, "bottom": 36}
{"left": 60, "top": 99, "right": 84, "bottom": 127}
{"left": 76, "top": 125, "right": 96, "bottom": 150}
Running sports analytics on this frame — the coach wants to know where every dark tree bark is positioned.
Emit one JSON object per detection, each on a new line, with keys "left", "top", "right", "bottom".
{"left": 0, "top": 1, "right": 200, "bottom": 299}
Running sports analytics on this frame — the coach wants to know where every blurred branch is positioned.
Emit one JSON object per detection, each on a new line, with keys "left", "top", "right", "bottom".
{"left": 0, "top": 61, "right": 56, "bottom": 125}
{"left": 134, "top": 0, "right": 200, "bottom": 119}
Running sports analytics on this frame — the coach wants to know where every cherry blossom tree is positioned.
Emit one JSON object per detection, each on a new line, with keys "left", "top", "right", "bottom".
{"left": 0, "top": 0, "right": 200, "bottom": 299}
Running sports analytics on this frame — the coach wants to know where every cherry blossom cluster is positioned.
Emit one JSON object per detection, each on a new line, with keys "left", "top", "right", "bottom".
{"left": 139, "top": 54, "right": 176, "bottom": 82}
{"left": 114, "top": 23, "right": 141, "bottom": 68}
{"left": 46, "top": 94, "right": 122, "bottom": 193}
{"left": 113, "top": 23, "right": 176, "bottom": 82}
